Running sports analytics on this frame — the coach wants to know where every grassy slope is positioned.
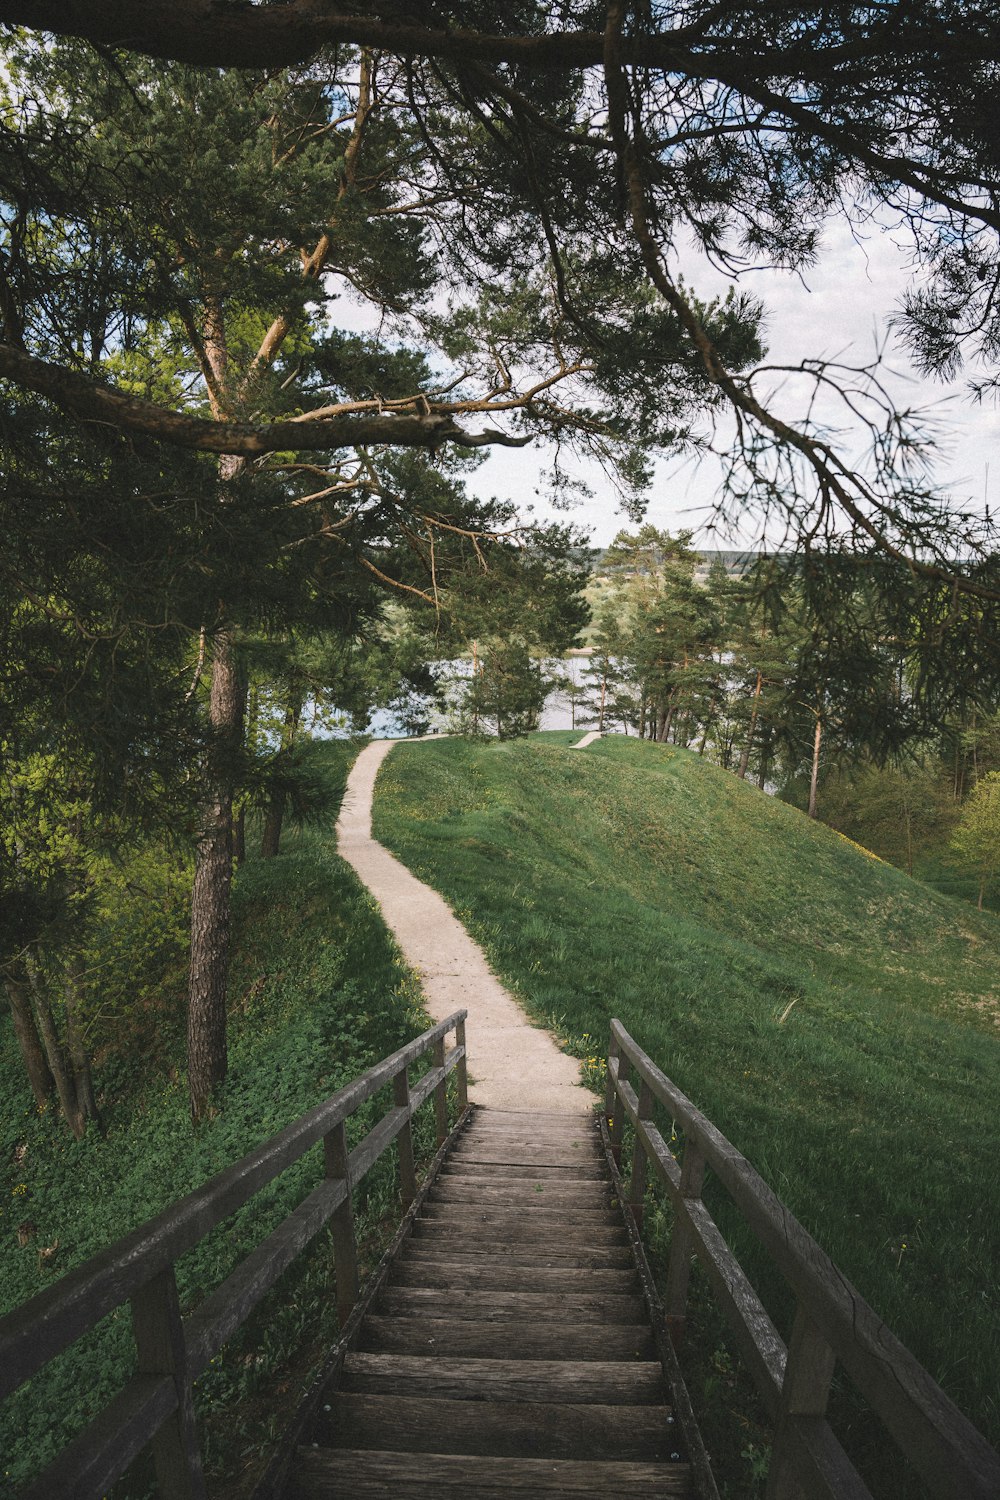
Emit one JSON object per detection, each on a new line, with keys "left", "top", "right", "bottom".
{"left": 0, "top": 742, "right": 432, "bottom": 1494}
{"left": 374, "top": 732, "right": 1000, "bottom": 1460}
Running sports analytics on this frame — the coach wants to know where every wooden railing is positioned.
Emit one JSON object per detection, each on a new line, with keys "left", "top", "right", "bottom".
{"left": 605, "top": 1019, "right": 1000, "bottom": 1500}
{"left": 0, "top": 1010, "right": 468, "bottom": 1500}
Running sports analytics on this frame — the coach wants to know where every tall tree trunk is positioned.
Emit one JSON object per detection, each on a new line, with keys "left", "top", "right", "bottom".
{"left": 27, "top": 957, "right": 84, "bottom": 1138}
{"left": 260, "top": 789, "right": 285, "bottom": 859}
{"left": 187, "top": 621, "right": 243, "bottom": 1122}
{"left": 64, "top": 949, "right": 100, "bottom": 1126}
{"left": 3, "top": 963, "right": 53, "bottom": 1108}
{"left": 737, "top": 670, "right": 763, "bottom": 778}
{"left": 808, "top": 715, "right": 823, "bottom": 818}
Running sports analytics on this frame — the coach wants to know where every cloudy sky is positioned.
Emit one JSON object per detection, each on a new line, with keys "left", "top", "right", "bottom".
{"left": 468, "top": 218, "right": 999, "bottom": 550}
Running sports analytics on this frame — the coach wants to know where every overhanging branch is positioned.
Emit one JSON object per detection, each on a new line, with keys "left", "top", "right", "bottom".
{"left": 0, "top": 343, "right": 531, "bottom": 455}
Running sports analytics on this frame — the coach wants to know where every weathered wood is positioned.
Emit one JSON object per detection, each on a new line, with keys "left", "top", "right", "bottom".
{"left": 400, "top": 1242, "right": 636, "bottom": 1270}
{"left": 419, "top": 1200, "right": 620, "bottom": 1227}
{"left": 317, "top": 1392, "right": 675, "bottom": 1461}
{"left": 767, "top": 1305, "right": 839, "bottom": 1500}
{"left": 131, "top": 1268, "right": 205, "bottom": 1500}
{"left": 375, "top": 1285, "right": 646, "bottom": 1323}
{"left": 185, "top": 1177, "right": 347, "bottom": 1375}
{"left": 341, "top": 1351, "right": 667, "bottom": 1404}
{"left": 359, "top": 1314, "right": 655, "bottom": 1362}
{"left": 628, "top": 1078, "right": 655, "bottom": 1228}
{"left": 393, "top": 1066, "right": 417, "bottom": 1209}
{"left": 326, "top": 1120, "right": 359, "bottom": 1328}
{"left": 410, "top": 1217, "right": 627, "bottom": 1247}
{"left": 608, "top": 1018, "right": 1000, "bottom": 1500}
{"left": 22, "top": 1375, "right": 176, "bottom": 1500}
{"left": 296, "top": 1447, "right": 691, "bottom": 1496}
{"left": 251, "top": 1102, "right": 473, "bottom": 1500}
{"left": 0, "top": 1009, "right": 468, "bottom": 1400}
{"left": 391, "top": 1260, "right": 639, "bottom": 1294}
{"left": 430, "top": 1178, "right": 612, "bottom": 1206}
{"left": 454, "top": 1017, "right": 469, "bottom": 1111}
{"left": 663, "top": 1142, "right": 705, "bottom": 1344}
{"left": 599, "top": 1113, "right": 721, "bottom": 1500}
{"left": 432, "top": 1034, "right": 449, "bottom": 1145}
{"left": 450, "top": 1142, "right": 602, "bottom": 1167}
{"left": 441, "top": 1160, "right": 605, "bottom": 1181}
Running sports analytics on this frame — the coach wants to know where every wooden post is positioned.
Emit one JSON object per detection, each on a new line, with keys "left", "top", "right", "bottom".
{"left": 325, "top": 1120, "right": 359, "bottom": 1328}
{"left": 628, "top": 1079, "right": 654, "bottom": 1228}
{"left": 766, "top": 1303, "right": 837, "bottom": 1500}
{"left": 455, "top": 1016, "right": 469, "bottom": 1112}
{"left": 663, "top": 1139, "right": 706, "bottom": 1346}
{"left": 607, "top": 1032, "right": 626, "bottom": 1170}
{"left": 393, "top": 1065, "right": 417, "bottom": 1210}
{"left": 130, "top": 1267, "right": 206, "bottom": 1500}
{"left": 433, "top": 1034, "right": 449, "bottom": 1146}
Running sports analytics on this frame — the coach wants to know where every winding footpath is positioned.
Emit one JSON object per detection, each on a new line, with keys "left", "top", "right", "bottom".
{"left": 335, "top": 739, "right": 590, "bottom": 1114}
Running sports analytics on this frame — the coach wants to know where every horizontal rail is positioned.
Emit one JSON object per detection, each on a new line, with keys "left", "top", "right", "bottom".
{"left": 0, "top": 1012, "right": 462, "bottom": 1400}
{"left": 3, "top": 1009, "right": 469, "bottom": 1499}
{"left": 607, "top": 1019, "right": 1000, "bottom": 1500}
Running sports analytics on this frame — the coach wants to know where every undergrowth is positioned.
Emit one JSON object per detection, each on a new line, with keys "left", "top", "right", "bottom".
{"left": 0, "top": 740, "right": 442, "bottom": 1496}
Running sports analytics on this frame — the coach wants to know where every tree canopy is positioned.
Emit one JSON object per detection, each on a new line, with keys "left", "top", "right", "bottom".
{"left": 1, "top": 2, "right": 998, "bottom": 589}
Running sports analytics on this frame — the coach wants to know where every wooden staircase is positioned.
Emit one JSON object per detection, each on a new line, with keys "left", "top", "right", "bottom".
{"left": 289, "top": 1107, "right": 693, "bottom": 1497}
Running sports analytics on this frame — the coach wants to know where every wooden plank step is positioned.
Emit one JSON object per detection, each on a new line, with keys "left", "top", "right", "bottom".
{"left": 315, "top": 1392, "right": 679, "bottom": 1462}
{"left": 391, "top": 1260, "right": 639, "bottom": 1294}
{"left": 430, "top": 1179, "right": 613, "bottom": 1206}
{"left": 410, "top": 1218, "right": 627, "bottom": 1248}
{"left": 419, "top": 1201, "right": 621, "bottom": 1227}
{"left": 450, "top": 1144, "right": 603, "bottom": 1168}
{"left": 341, "top": 1352, "right": 668, "bottom": 1405}
{"left": 462, "top": 1128, "right": 599, "bottom": 1148}
{"left": 358, "top": 1315, "right": 655, "bottom": 1361}
{"left": 375, "top": 1286, "right": 646, "bottom": 1323}
{"left": 440, "top": 1162, "right": 605, "bottom": 1181}
{"left": 400, "top": 1242, "right": 635, "bottom": 1271}
{"left": 295, "top": 1447, "right": 691, "bottom": 1497}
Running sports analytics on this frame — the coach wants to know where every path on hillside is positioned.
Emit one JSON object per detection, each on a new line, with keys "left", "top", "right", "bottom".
{"left": 336, "top": 740, "right": 589, "bottom": 1114}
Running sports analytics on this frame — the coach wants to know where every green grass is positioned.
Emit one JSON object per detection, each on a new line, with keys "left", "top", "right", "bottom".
{"left": 0, "top": 740, "right": 438, "bottom": 1497}
{"left": 373, "top": 733, "right": 1000, "bottom": 1494}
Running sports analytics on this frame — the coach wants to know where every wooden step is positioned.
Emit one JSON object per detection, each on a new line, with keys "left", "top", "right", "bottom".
{"left": 450, "top": 1144, "right": 603, "bottom": 1168}
{"left": 358, "top": 1315, "right": 655, "bottom": 1361}
{"left": 419, "top": 1201, "right": 621, "bottom": 1228}
{"left": 400, "top": 1242, "right": 635, "bottom": 1271}
{"left": 430, "top": 1178, "right": 614, "bottom": 1206}
{"left": 410, "top": 1223, "right": 627, "bottom": 1252}
{"left": 375, "top": 1286, "right": 646, "bottom": 1323}
{"left": 440, "top": 1161, "right": 605, "bottom": 1181}
{"left": 295, "top": 1447, "right": 691, "bottom": 1496}
{"left": 315, "top": 1392, "right": 678, "bottom": 1461}
{"left": 341, "top": 1352, "right": 667, "bottom": 1405}
{"left": 392, "top": 1259, "right": 639, "bottom": 1294}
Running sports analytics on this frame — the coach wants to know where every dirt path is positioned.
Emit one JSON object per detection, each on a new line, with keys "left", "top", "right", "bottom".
{"left": 336, "top": 740, "right": 589, "bottom": 1114}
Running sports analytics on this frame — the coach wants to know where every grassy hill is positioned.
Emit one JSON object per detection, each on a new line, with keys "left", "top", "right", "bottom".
{"left": 373, "top": 731, "right": 1000, "bottom": 1491}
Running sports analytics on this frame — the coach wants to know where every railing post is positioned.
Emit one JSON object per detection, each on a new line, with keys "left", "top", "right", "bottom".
{"left": 455, "top": 1015, "right": 469, "bottom": 1112}
{"left": 663, "top": 1138, "right": 706, "bottom": 1347}
{"left": 766, "top": 1302, "right": 837, "bottom": 1500}
{"left": 628, "top": 1078, "right": 654, "bottom": 1228}
{"left": 433, "top": 1032, "right": 449, "bottom": 1146}
{"left": 393, "top": 1064, "right": 417, "bottom": 1210}
{"left": 325, "top": 1119, "right": 359, "bottom": 1328}
{"left": 606, "top": 1027, "right": 625, "bottom": 1169}
{"left": 130, "top": 1266, "right": 206, "bottom": 1500}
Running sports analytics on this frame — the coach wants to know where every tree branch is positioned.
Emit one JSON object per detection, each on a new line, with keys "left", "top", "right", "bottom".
{"left": 0, "top": 342, "right": 531, "bottom": 454}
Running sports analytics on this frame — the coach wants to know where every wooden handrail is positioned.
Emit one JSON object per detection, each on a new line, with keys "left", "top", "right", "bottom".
{"left": 1, "top": 1010, "right": 469, "bottom": 1500}
{"left": 605, "top": 1019, "right": 1000, "bottom": 1500}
